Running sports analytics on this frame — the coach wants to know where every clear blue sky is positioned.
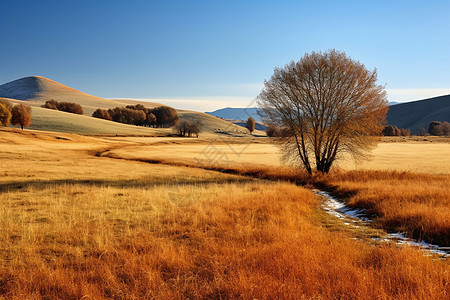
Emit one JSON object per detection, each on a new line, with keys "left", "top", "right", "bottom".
{"left": 1, "top": 0, "right": 449, "bottom": 110}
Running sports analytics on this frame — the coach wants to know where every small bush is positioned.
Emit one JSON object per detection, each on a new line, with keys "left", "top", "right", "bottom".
{"left": 382, "top": 125, "right": 410, "bottom": 136}
{"left": 58, "top": 102, "right": 83, "bottom": 114}
{"left": 152, "top": 106, "right": 179, "bottom": 128}
{"left": 428, "top": 121, "right": 449, "bottom": 136}
{"left": 92, "top": 108, "right": 112, "bottom": 121}
{"left": 0, "top": 103, "right": 12, "bottom": 126}
{"left": 0, "top": 99, "right": 13, "bottom": 111}
{"left": 174, "top": 120, "right": 201, "bottom": 137}
{"left": 42, "top": 100, "right": 83, "bottom": 114}
{"left": 246, "top": 117, "right": 255, "bottom": 134}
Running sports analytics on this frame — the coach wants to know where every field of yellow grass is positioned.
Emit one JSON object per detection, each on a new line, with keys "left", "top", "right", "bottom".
{"left": 105, "top": 136, "right": 450, "bottom": 174}
{"left": 0, "top": 129, "right": 449, "bottom": 298}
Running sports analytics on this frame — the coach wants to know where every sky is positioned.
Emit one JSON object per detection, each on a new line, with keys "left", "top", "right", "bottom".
{"left": 1, "top": 0, "right": 449, "bottom": 111}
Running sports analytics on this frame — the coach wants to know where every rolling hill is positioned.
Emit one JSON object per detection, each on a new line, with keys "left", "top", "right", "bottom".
{"left": 0, "top": 76, "right": 252, "bottom": 136}
{"left": 387, "top": 94, "right": 450, "bottom": 133}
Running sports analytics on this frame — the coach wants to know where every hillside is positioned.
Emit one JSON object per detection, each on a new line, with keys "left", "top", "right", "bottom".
{"left": 0, "top": 76, "right": 250, "bottom": 136}
{"left": 387, "top": 94, "right": 450, "bottom": 133}
{"left": 206, "top": 107, "right": 262, "bottom": 122}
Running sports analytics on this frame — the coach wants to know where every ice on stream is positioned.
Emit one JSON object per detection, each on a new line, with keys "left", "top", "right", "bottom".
{"left": 315, "top": 189, "right": 449, "bottom": 258}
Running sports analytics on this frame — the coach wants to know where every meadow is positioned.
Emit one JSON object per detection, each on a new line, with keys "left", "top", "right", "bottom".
{"left": 0, "top": 128, "right": 449, "bottom": 299}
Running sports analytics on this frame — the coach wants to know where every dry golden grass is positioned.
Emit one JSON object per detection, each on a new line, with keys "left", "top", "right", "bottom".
{"left": 0, "top": 129, "right": 449, "bottom": 299}
{"left": 0, "top": 182, "right": 448, "bottom": 299}
{"left": 105, "top": 136, "right": 450, "bottom": 174}
{"left": 99, "top": 137, "right": 450, "bottom": 248}
{"left": 318, "top": 171, "right": 450, "bottom": 247}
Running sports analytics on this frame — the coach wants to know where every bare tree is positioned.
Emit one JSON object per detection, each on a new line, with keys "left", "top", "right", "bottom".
{"left": 174, "top": 120, "right": 201, "bottom": 137}
{"left": 417, "top": 127, "right": 427, "bottom": 136}
{"left": 11, "top": 104, "right": 32, "bottom": 130}
{"left": 246, "top": 117, "right": 255, "bottom": 134}
{"left": 258, "top": 50, "right": 388, "bottom": 174}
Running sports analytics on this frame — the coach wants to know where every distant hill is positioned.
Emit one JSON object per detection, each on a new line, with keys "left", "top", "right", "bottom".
{"left": 206, "top": 107, "right": 262, "bottom": 122}
{"left": 387, "top": 94, "right": 450, "bottom": 133}
{"left": 0, "top": 76, "right": 252, "bottom": 136}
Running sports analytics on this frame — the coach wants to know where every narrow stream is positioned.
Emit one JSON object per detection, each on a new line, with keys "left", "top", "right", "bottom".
{"left": 315, "top": 190, "right": 449, "bottom": 258}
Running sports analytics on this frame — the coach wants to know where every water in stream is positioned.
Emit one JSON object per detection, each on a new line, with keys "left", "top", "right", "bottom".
{"left": 315, "top": 190, "right": 449, "bottom": 258}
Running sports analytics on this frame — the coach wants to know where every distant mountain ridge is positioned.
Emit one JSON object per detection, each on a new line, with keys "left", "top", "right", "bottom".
{"left": 208, "top": 96, "right": 450, "bottom": 134}
{"left": 386, "top": 94, "right": 450, "bottom": 133}
{"left": 206, "top": 107, "right": 262, "bottom": 122}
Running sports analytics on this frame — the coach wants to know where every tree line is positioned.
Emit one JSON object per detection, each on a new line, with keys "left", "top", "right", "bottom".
{"left": 42, "top": 100, "right": 83, "bottom": 114}
{"left": 0, "top": 99, "right": 32, "bottom": 130}
{"left": 92, "top": 104, "right": 179, "bottom": 128}
{"left": 381, "top": 125, "right": 410, "bottom": 136}
{"left": 266, "top": 122, "right": 450, "bottom": 138}
{"left": 428, "top": 121, "right": 450, "bottom": 136}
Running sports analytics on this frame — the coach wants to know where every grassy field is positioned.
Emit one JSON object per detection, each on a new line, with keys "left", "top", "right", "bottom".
{"left": 104, "top": 136, "right": 450, "bottom": 174}
{"left": 0, "top": 129, "right": 449, "bottom": 298}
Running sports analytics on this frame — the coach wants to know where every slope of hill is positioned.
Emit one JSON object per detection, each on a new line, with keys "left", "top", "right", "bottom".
{"left": 0, "top": 76, "right": 250, "bottom": 136}
{"left": 0, "top": 76, "right": 126, "bottom": 115}
{"left": 113, "top": 99, "right": 251, "bottom": 135}
{"left": 206, "top": 107, "right": 262, "bottom": 122}
{"left": 387, "top": 94, "right": 450, "bottom": 133}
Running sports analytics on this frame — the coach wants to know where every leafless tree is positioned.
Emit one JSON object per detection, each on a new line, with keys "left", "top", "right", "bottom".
{"left": 11, "top": 104, "right": 32, "bottom": 130}
{"left": 258, "top": 50, "right": 388, "bottom": 174}
{"left": 417, "top": 127, "right": 427, "bottom": 136}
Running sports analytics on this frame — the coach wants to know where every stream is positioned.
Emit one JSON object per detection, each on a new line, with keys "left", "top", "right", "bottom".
{"left": 315, "top": 190, "right": 449, "bottom": 258}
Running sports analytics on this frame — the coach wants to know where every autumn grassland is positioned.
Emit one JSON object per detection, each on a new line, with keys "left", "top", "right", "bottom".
{"left": 0, "top": 128, "right": 449, "bottom": 299}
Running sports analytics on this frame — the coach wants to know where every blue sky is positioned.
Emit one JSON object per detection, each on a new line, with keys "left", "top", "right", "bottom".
{"left": 1, "top": 0, "right": 449, "bottom": 111}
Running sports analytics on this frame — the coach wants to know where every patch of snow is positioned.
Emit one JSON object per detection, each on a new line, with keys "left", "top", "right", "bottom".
{"left": 315, "top": 189, "right": 449, "bottom": 258}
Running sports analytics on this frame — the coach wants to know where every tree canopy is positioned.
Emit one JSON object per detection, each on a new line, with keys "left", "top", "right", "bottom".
{"left": 246, "top": 117, "right": 255, "bottom": 134}
{"left": 11, "top": 104, "right": 32, "bottom": 130}
{"left": 258, "top": 50, "right": 388, "bottom": 174}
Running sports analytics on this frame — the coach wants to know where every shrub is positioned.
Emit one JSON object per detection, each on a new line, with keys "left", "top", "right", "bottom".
{"left": 266, "top": 125, "right": 278, "bottom": 137}
{"left": 428, "top": 121, "right": 444, "bottom": 136}
{"left": 246, "top": 117, "right": 255, "bottom": 134}
{"left": 417, "top": 127, "right": 427, "bottom": 136}
{"left": 0, "top": 99, "right": 13, "bottom": 111}
{"left": 11, "top": 104, "right": 32, "bottom": 130}
{"left": 442, "top": 121, "right": 450, "bottom": 136}
{"left": 146, "top": 113, "right": 157, "bottom": 127}
{"left": 0, "top": 103, "right": 12, "bottom": 126}
{"left": 152, "top": 106, "right": 179, "bottom": 128}
{"left": 42, "top": 99, "right": 59, "bottom": 110}
{"left": 58, "top": 102, "right": 83, "bottom": 114}
{"left": 92, "top": 108, "right": 112, "bottom": 121}
{"left": 107, "top": 107, "right": 146, "bottom": 126}
{"left": 382, "top": 125, "right": 410, "bottom": 136}
{"left": 42, "top": 100, "right": 83, "bottom": 114}
{"left": 174, "top": 121, "right": 201, "bottom": 137}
